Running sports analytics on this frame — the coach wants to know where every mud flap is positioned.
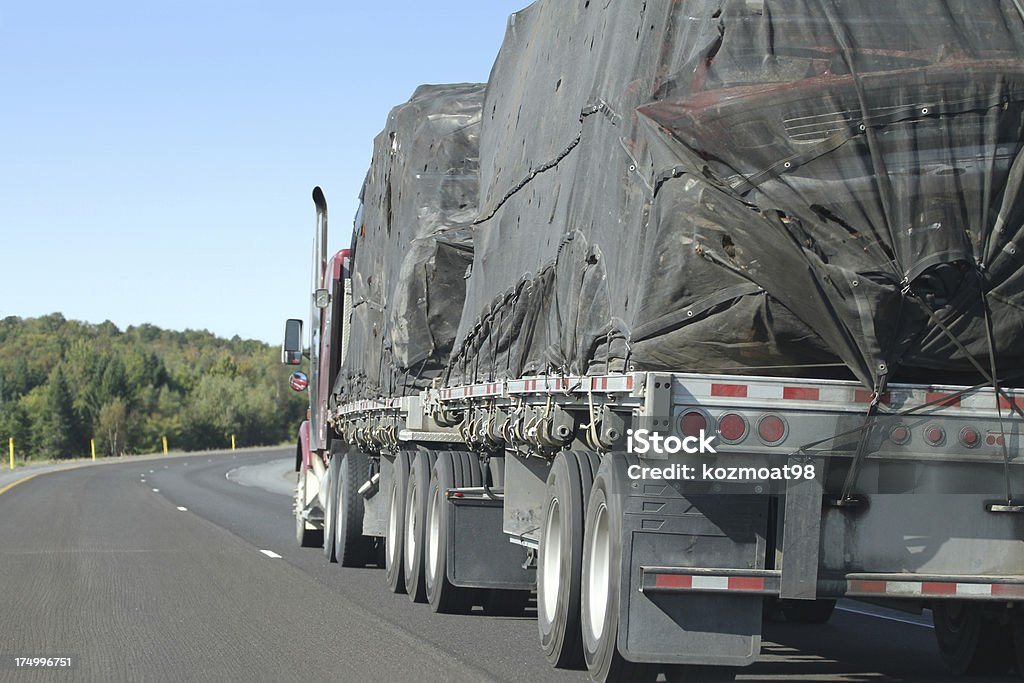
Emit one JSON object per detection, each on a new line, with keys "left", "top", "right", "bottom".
{"left": 619, "top": 482, "right": 768, "bottom": 666}
{"left": 448, "top": 497, "right": 535, "bottom": 589}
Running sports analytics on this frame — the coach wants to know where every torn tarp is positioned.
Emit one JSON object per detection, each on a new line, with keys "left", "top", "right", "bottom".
{"left": 448, "top": 0, "right": 1024, "bottom": 391}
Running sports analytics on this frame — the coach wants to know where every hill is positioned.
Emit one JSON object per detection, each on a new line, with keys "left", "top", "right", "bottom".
{"left": 0, "top": 314, "right": 306, "bottom": 461}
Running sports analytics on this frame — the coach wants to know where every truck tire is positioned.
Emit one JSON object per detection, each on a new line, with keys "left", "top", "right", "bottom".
{"left": 538, "top": 451, "right": 598, "bottom": 668}
{"left": 932, "top": 602, "right": 1016, "bottom": 675}
{"left": 780, "top": 599, "right": 836, "bottom": 624}
{"left": 322, "top": 453, "right": 341, "bottom": 562}
{"left": 336, "top": 450, "right": 373, "bottom": 567}
{"left": 425, "top": 451, "right": 475, "bottom": 613}
{"left": 295, "top": 467, "right": 323, "bottom": 548}
{"left": 404, "top": 451, "right": 438, "bottom": 602}
{"left": 581, "top": 458, "right": 653, "bottom": 682}
{"left": 385, "top": 451, "right": 411, "bottom": 593}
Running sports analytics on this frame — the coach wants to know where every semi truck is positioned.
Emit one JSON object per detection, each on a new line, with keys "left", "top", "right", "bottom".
{"left": 283, "top": 2, "right": 1024, "bottom": 680}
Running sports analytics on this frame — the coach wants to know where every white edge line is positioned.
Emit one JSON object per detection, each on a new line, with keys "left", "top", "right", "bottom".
{"left": 260, "top": 549, "right": 282, "bottom": 559}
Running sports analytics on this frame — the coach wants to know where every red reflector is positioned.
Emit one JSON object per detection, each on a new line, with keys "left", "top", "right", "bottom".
{"left": 783, "top": 386, "right": 819, "bottom": 401}
{"left": 757, "top": 415, "right": 787, "bottom": 445}
{"left": 850, "top": 579, "right": 888, "bottom": 593}
{"left": 680, "top": 411, "right": 707, "bottom": 438}
{"left": 925, "top": 426, "right": 945, "bottom": 446}
{"left": 728, "top": 576, "right": 765, "bottom": 591}
{"left": 959, "top": 427, "right": 980, "bottom": 448}
{"left": 890, "top": 425, "right": 910, "bottom": 445}
{"left": 923, "top": 582, "right": 958, "bottom": 595}
{"left": 998, "top": 395, "right": 1023, "bottom": 412}
{"left": 452, "top": 492, "right": 463, "bottom": 498}
{"left": 926, "top": 392, "right": 960, "bottom": 407}
{"left": 711, "top": 383, "right": 747, "bottom": 398}
{"left": 718, "top": 414, "right": 747, "bottom": 442}
{"left": 992, "top": 584, "right": 1024, "bottom": 598}
{"left": 654, "top": 574, "right": 693, "bottom": 589}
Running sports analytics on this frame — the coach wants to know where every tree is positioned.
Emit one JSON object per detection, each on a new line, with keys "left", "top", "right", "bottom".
{"left": 97, "top": 398, "right": 127, "bottom": 456}
{"left": 34, "top": 365, "right": 79, "bottom": 459}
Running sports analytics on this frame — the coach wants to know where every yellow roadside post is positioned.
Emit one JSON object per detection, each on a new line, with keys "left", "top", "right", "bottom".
{"left": 231, "top": 433, "right": 236, "bottom": 451}
{"left": 162, "top": 436, "right": 168, "bottom": 455}
{"left": 8, "top": 438, "right": 13, "bottom": 470}
{"left": 91, "top": 439, "right": 96, "bottom": 461}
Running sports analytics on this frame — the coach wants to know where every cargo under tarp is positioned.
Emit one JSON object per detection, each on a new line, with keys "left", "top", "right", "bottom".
{"left": 336, "top": 83, "right": 484, "bottom": 402}
{"left": 447, "top": 0, "right": 1024, "bottom": 393}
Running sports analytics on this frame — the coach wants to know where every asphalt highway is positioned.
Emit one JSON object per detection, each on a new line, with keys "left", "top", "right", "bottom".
{"left": 0, "top": 447, "right": 1017, "bottom": 682}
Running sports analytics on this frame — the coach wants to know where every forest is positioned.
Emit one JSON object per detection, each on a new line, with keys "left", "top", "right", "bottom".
{"left": 0, "top": 314, "right": 307, "bottom": 462}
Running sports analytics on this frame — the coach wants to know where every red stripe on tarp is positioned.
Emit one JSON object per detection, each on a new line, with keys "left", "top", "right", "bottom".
{"left": 784, "top": 387, "right": 819, "bottom": 401}
{"left": 992, "top": 584, "right": 1024, "bottom": 598}
{"left": 728, "top": 577, "right": 765, "bottom": 591}
{"left": 850, "top": 580, "right": 887, "bottom": 593}
{"left": 926, "top": 392, "right": 960, "bottom": 407}
{"left": 712, "top": 384, "right": 747, "bottom": 398}
{"left": 922, "top": 582, "right": 957, "bottom": 595}
{"left": 654, "top": 574, "right": 693, "bottom": 589}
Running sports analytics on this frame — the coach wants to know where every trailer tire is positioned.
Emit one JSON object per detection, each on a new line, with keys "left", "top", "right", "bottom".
{"left": 386, "top": 451, "right": 411, "bottom": 593}
{"left": 336, "top": 450, "right": 373, "bottom": 567}
{"left": 538, "top": 452, "right": 594, "bottom": 668}
{"left": 425, "top": 451, "right": 474, "bottom": 614}
{"left": 932, "top": 602, "right": 1016, "bottom": 675}
{"left": 404, "top": 451, "right": 437, "bottom": 602}
{"left": 582, "top": 459, "right": 653, "bottom": 682}
{"left": 780, "top": 599, "right": 836, "bottom": 624}
{"left": 323, "top": 453, "right": 341, "bottom": 562}
{"left": 295, "top": 467, "right": 323, "bottom": 548}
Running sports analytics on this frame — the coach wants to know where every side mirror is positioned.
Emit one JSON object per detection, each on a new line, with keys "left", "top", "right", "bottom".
{"left": 281, "top": 318, "right": 303, "bottom": 365}
{"left": 288, "top": 371, "right": 309, "bottom": 392}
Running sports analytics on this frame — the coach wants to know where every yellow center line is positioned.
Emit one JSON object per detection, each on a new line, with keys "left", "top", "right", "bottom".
{"left": 0, "top": 465, "right": 90, "bottom": 496}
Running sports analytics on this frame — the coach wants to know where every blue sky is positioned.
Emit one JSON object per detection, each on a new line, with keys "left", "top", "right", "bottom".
{"left": 0, "top": 1, "right": 528, "bottom": 344}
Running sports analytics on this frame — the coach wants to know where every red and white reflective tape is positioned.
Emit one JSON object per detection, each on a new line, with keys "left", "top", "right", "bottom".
{"left": 848, "top": 579, "right": 1024, "bottom": 599}
{"left": 680, "top": 375, "right": 1022, "bottom": 414}
{"left": 642, "top": 570, "right": 780, "bottom": 595}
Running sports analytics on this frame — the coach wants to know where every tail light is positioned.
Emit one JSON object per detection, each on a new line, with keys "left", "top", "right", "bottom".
{"left": 717, "top": 413, "right": 748, "bottom": 443}
{"left": 757, "top": 415, "right": 787, "bottom": 445}
{"left": 986, "top": 432, "right": 1005, "bottom": 446}
{"left": 959, "top": 427, "right": 980, "bottom": 448}
{"left": 889, "top": 425, "right": 911, "bottom": 445}
{"left": 924, "top": 425, "right": 946, "bottom": 446}
{"left": 679, "top": 411, "right": 709, "bottom": 438}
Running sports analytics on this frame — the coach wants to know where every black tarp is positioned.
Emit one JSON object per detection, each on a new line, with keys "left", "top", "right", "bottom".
{"left": 444, "top": 0, "right": 1024, "bottom": 393}
{"left": 335, "top": 83, "right": 484, "bottom": 402}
